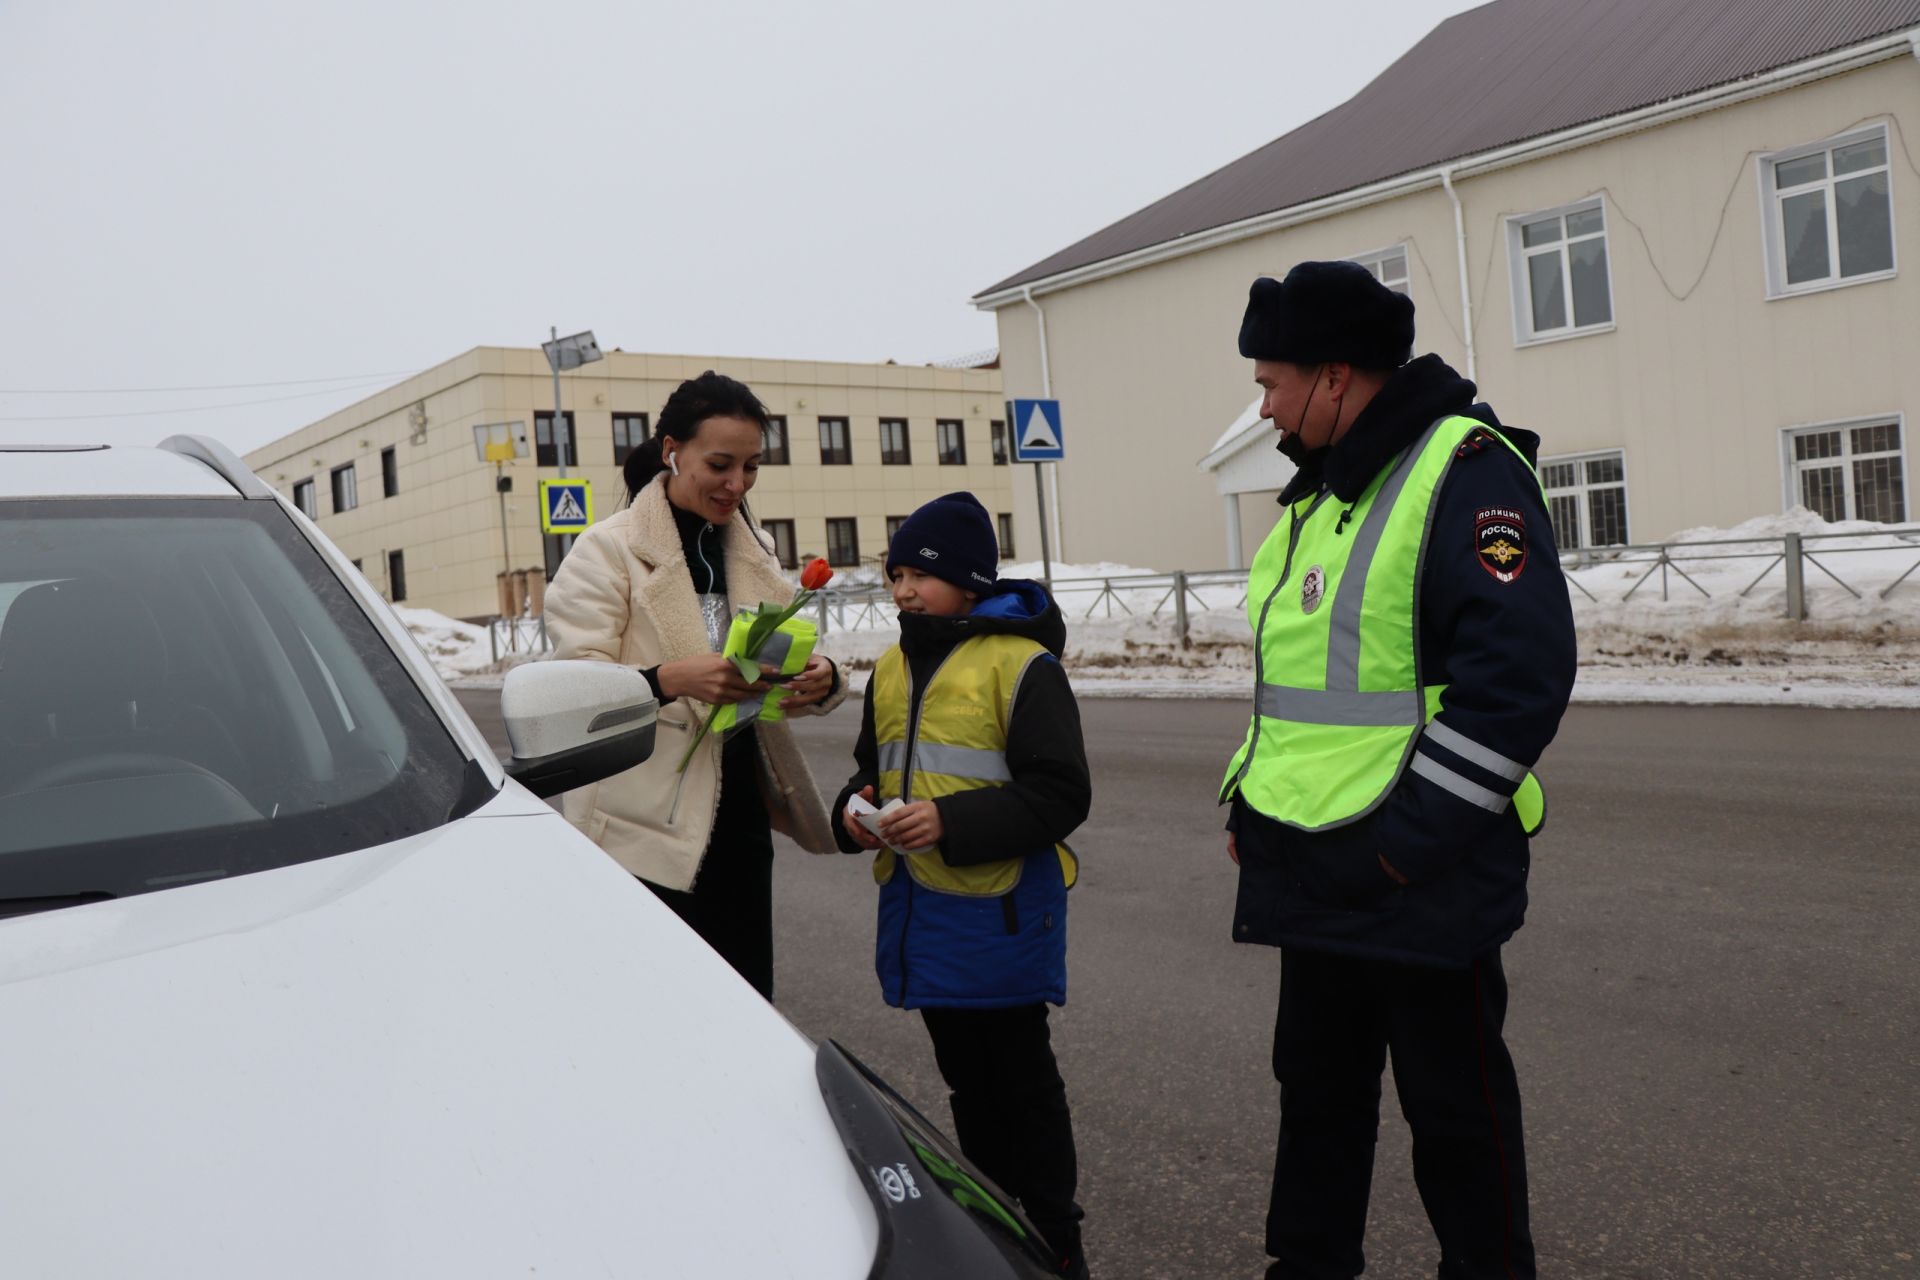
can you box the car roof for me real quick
[0,441,263,500]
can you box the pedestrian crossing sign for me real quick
[539,479,593,534]
[1008,398,1065,462]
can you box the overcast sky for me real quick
[0,0,1479,453]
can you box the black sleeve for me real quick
[1363,436,1579,884]
[933,657,1092,867]
[829,688,880,855]
[639,666,674,706]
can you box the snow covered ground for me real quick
[422,512,1920,709]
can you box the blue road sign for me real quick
[1009,399,1064,462]
[539,479,593,534]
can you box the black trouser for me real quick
[1267,948,1533,1280]
[922,1004,1085,1270]
[643,731,776,1000]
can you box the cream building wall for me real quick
[991,57,1920,570]
[245,350,1010,619]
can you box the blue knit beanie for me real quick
[886,491,999,594]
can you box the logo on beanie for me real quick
[971,572,994,585]
[919,547,939,560]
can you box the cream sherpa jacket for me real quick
[544,475,847,890]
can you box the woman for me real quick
[544,371,846,1000]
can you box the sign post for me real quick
[1008,398,1064,583]
[472,421,530,578]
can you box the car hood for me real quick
[0,788,878,1278]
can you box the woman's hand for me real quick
[778,655,837,710]
[656,653,770,706]
[878,799,943,852]
[842,786,884,851]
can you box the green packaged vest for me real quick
[1220,414,1547,835]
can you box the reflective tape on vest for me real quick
[877,740,1013,784]
[1256,684,1425,727]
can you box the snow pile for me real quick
[393,606,498,678]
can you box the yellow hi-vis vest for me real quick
[1220,414,1547,834]
[871,634,1079,894]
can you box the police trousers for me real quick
[1266,948,1533,1280]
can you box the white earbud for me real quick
[667,452,680,476]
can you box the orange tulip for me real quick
[800,558,834,591]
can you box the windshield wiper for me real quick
[0,892,115,921]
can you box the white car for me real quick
[0,438,1063,1278]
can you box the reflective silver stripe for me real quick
[1325,416,1454,692]
[732,630,796,724]
[1409,752,1509,813]
[1256,683,1423,727]
[877,741,908,773]
[911,741,1013,783]
[1422,719,1526,783]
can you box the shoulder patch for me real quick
[1456,427,1499,458]
[1474,507,1528,583]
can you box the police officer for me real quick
[1221,262,1577,1280]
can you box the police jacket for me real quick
[1229,355,1578,968]
[834,580,1092,1008]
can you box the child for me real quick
[834,490,1092,1280]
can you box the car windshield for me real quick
[0,498,490,915]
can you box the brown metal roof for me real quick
[978,0,1920,299]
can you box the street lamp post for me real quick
[541,328,603,562]
[542,327,603,481]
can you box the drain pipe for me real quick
[1439,166,1476,384]
[1020,285,1064,568]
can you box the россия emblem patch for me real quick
[1475,508,1528,583]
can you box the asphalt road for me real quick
[459,691,1920,1279]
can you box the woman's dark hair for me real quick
[624,370,771,503]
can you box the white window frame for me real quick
[292,478,317,519]
[1540,449,1630,550]
[1506,196,1616,347]
[1779,414,1909,523]
[1757,123,1897,300]
[1348,243,1410,295]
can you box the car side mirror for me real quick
[500,661,657,799]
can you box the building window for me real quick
[612,413,650,465]
[1762,126,1895,296]
[293,478,317,519]
[330,463,358,514]
[386,549,407,603]
[936,419,967,465]
[819,417,852,465]
[885,515,909,548]
[762,415,790,465]
[1785,419,1906,523]
[534,411,579,467]
[762,518,797,569]
[990,420,1009,465]
[380,446,398,498]
[997,513,1015,559]
[1542,451,1629,551]
[1509,199,1613,343]
[825,517,860,567]
[879,418,912,465]
[1350,245,1410,294]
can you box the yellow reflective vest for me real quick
[871,634,1079,894]
[1221,414,1547,834]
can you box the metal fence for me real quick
[488,615,551,663]
[804,527,1920,642]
